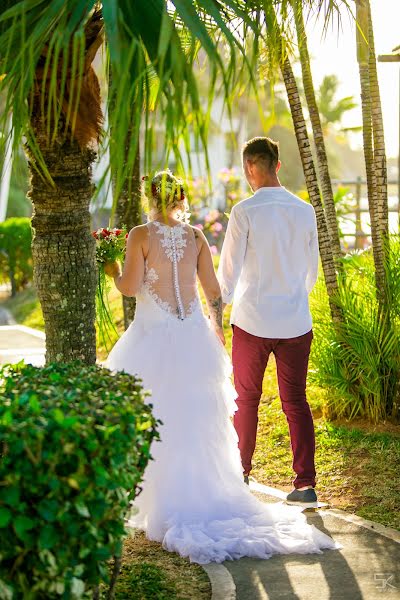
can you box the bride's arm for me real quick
[104,226,147,297]
[195,228,225,345]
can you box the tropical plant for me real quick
[0,361,159,599]
[309,239,400,423]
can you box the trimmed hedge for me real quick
[0,362,159,599]
[0,218,33,296]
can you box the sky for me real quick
[303,0,400,160]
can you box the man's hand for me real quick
[104,260,121,278]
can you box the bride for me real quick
[104,170,340,564]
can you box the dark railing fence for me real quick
[331,178,399,249]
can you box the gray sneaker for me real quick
[286,488,318,507]
[244,475,249,485]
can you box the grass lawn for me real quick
[100,533,211,599]
[2,284,400,530]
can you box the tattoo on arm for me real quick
[209,295,223,328]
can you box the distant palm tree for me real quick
[317,75,358,133]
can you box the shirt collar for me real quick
[253,186,286,195]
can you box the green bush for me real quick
[309,239,400,423]
[0,218,33,296]
[0,362,159,599]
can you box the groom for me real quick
[218,136,319,506]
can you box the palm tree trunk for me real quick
[27,99,97,364]
[114,145,141,329]
[280,57,341,323]
[293,2,342,263]
[356,0,387,305]
[366,0,389,238]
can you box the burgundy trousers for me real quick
[232,324,316,489]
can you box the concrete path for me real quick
[0,305,15,326]
[222,482,400,600]
[0,324,45,366]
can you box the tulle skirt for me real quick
[106,296,341,564]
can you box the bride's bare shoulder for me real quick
[127,224,149,237]
[126,225,150,247]
[190,225,207,249]
[190,224,205,240]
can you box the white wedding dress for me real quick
[106,220,341,564]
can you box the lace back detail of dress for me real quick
[143,221,199,320]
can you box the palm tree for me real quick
[258,2,342,323]
[292,0,342,263]
[355,0,388,305]
[0,1,246,363]
[280,56,342,323]
[25,11,103,364]
[366,0,389,238]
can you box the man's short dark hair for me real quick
[242,137,280,172]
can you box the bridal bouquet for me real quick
[92,227,127,347]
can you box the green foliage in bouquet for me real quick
[0,362,159,599]
[0,218,33,297]
[92,228,127,350]
[309,237,400,423]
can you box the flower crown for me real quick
[142,175,185,201]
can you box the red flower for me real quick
[91,231,98,239]
[115,229,122,235]
[102,228,110,237]
[125,233,129,239]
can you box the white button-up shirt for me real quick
[217,186,319,339]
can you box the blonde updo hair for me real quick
[144,169,190,223]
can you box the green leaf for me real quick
[37,498,58,522]
[14,515,35,538]
[52,408,65,424]
[28,393,41,413]
[0,410,12,425]
[74,501,90,518]
[0,486,19,507]
[70,577,85,597]
[67,478,80,490]
[39,524,58,549]
[0,507,11,528]
[0,579,13,600]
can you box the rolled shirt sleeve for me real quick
[217,204,249,304]
[305,207,319,294]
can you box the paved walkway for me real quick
[222,482,400,600]
[0,323,45,366]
